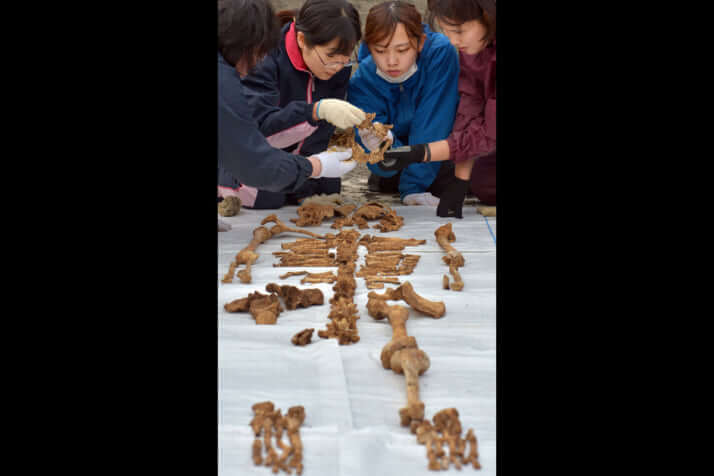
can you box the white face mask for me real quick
[376,62,418,84]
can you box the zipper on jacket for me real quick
[297,74,315,156]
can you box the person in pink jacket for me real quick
[379,0,496,218]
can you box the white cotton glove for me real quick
[311,150,356,178]
[218,216,232,232]
[315,99,366,129]
[403,192,441,207]
[358,126,393,151]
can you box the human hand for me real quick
[358,126,393,151]
[311,149,356,178]
[315,99,366,129]
[378,144,427,172]
[436,177,470,219]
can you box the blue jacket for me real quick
[348,24,459,200]
[241,22,352,157]
[217,52,313,192]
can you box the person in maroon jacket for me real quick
[379,0,496,218]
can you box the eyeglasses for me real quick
[314,47,354,69]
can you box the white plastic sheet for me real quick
[219,205,496,475]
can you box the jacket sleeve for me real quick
[446,55,496,163]
[241,54,317,139]
[347,66,401,178]
[408,44,459,145]
[218,83,314,193]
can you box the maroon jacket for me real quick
[446,41,496,163]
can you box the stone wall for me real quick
[270,0,429,28]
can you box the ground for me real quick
[339,161,481,209]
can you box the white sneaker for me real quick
[402,192,440,207]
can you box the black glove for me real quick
[436,177,470,219]
[378,144,427,172]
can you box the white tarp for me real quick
[218,205,496,475]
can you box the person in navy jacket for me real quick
[217,0,359,217]
[348,1,460,207]
[233,0,367,209]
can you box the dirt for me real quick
[340,163,480,208]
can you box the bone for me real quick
[252,438,263,465]
[224,291,283,324]
[279,271,309,280]
[328,113,393,164]
[464,428,481,469]
[290,203,335,227]
[373,208,404,232]
[435,223,465,291]
[250,402,306,475]
[368,281,445,318]
[222,226,271,283]
[359,235,427,252]
[291,328,315,346]
[262,214,326,239]
[411,407,480,471]
[289,271,337,284]
[367,300,430,426]
[318,249,360,345]
[266,283,324,310]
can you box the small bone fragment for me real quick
[373,209,404,232]
[252,438,263,465]
[250,401,275,435]
[291,328,315,346]
[464,428,482,469]
[447,263,464,291]
[334,204,356,216]
[353,202,389,220]
[290,203,335,226]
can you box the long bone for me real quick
[367,299,430,426]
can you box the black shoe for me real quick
[368,173,381,192]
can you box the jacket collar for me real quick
[285,22,310,73]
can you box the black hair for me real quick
[427,0,496,44]
[294,0,362,56]
[217,0,281,68]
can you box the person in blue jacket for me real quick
[232,0,367,209]
[217,0,357,222]
[348,1,460,206]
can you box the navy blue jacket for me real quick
[348,24,460,200]
[241,22,352,157]
[217,52,313,192]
